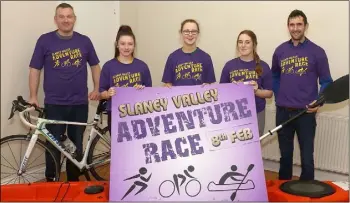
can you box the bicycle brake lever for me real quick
[8,109,15,120]
[8,101,18,120]
[17,95,34,107]
[17,96,27,104]
[18,95,45,114]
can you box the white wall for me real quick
[119,1,349,117]
[1,1,120,139]
[1,1,57,138]
[1,1,119,181]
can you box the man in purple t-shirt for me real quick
[271,10,333,181]
[28,3,101,182]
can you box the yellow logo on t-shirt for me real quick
[175,61,203,81]
[229,69,258,82]
[52,48,83,68]
[280,56,308,76]
[113,72,141,87]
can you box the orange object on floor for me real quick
[266,180,349,202]
[0,181,109,202]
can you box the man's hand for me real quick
[89,89,100,100]
[90,65,101,100]
[29,68,41,107]
[29,97,39,107]
[306,100,319,113]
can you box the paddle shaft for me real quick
[260,108,307,141]
[259,74,348,141]
[230,165,254,200]
[259,92,328,141]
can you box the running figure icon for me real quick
[121,167,152,200]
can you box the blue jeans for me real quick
[44,104,88,181]
[276,106,317,180]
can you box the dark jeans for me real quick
[276,106,317,180]
[107,111,111,134]
[44,104,88,181]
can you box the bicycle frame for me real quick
[17,106,111,175]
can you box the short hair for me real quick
[55,3,74,15]
[288,9,308,25]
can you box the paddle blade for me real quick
[322,74,349,104]
[247,164,254,172]
[230,192,237,201]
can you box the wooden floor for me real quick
[59,165,298,182]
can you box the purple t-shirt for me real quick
[99,58,152,111]
[220,58,272,113]
[161,48,216,86]
[29,31,100,105]
[271,39,332,108]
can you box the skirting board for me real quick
[263,159,349,181]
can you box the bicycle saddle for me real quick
[84,185,105,194]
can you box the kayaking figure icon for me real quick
[207,164,255,201]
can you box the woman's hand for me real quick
[108,87,116,97]
[135,84,145,90]
[164,83,172,88]
[249,81,258,90]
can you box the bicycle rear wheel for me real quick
[87,131,111,181]
[1,134,60,184]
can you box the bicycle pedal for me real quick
[84,185,104,194]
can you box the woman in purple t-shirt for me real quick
[220,30,273,136]
[99,25,152,132]
[161,19,216,87]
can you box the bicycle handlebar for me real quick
[8,96,45,129]
[17,96,44,114]
[19,106,38,129]
[9,96,108,129]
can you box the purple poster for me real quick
[109,83,268,201]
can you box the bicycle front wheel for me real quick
[185,179,202,197]
[1,134,60,184]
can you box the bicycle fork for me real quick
[18,134,38,175]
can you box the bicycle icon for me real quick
[158,165,201,198]
[181,72,192,79]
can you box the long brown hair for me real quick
[236,30,263,77]
[115,25,136,58]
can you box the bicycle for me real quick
[159,178,202,198]
[1,96,111,185]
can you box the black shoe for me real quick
[46,177,55,182]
